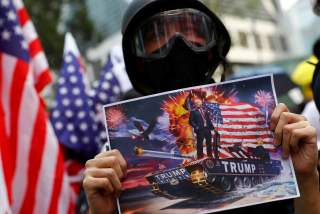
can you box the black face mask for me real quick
[312,61,320,111]
[133,37,221,94]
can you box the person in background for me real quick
[302,100,320,148]
[83,0,320,213]
[291,38,320,109]
[301,39,320,151]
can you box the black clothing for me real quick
[121,0,231,94]
[189,108,214,131]
[195,127,212,159]
[312,56,320,112]
[77,186,294,214]
[215,199,294,214]
[189,107,214,159]
[212,130,220,159]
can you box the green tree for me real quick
[66,0,103,52]
[24,0,64,69]
[24,0,103,70]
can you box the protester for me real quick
[302,101,320,147]
[83,0,320,213]
[291,38,320,105]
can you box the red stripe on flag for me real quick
[17,8,29,26]
[220,107,260,112]
[48,148,65,214]
[220,134,272,139]
[19,104,47,213]
[67,199,76,214]
[35,69,52,93]
[221,114,265,119]
[9,60,29,180]
[219,141,274,145]
[218,127,270,132]
[16,2,52,93]
[223,121,266,125]
[29,39,43,58]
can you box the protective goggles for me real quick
[133,8,216,58]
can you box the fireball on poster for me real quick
[103,75,299,214]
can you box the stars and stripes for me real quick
[0,0,75,213]
[0,0,28,59]
[13,0,52,92]
[205,102,274,150]
[51,33,101,159]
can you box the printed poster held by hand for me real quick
[103,75,299,214]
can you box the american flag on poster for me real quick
[205,102,275,156]
[0,1,75,213]
[205,103,275,158]
[13,0,52,92]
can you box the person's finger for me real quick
[273,112,306,147]
[282,124,291,159]
[83,176,114,195]
[282,121,310,156]
[95,150,127,176]
[270,103,289,130]
[289,125,317,153]
[85,156,124,179]
[103,168,122,197]
[83,168,122,197]
[111,150,127,175]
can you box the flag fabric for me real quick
[51,33,101,160]
[13,0,52,92]
[0,160,11,214]
[92,54,121,107]
[205,102,275,150]
[0,108,11,213]
[0,70,11,212]
[91,53,122,146]
[104,45,132,94]
[0,1,75,213]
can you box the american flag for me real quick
[204,102,275,158]
[51,33,102,160]
[0,1,76,213]
[13,0,52,92]
[92,54,121,107]
[91,53,122,147]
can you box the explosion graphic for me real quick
[254,90,275,124]
[105,106,126,129]
[162,87,237,155]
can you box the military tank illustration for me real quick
[134,145,283,199]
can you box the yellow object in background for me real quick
[291,55,318,100]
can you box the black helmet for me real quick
[122,0,231,95]
[313,0,320,15]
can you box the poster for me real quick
[104,75,299,214]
